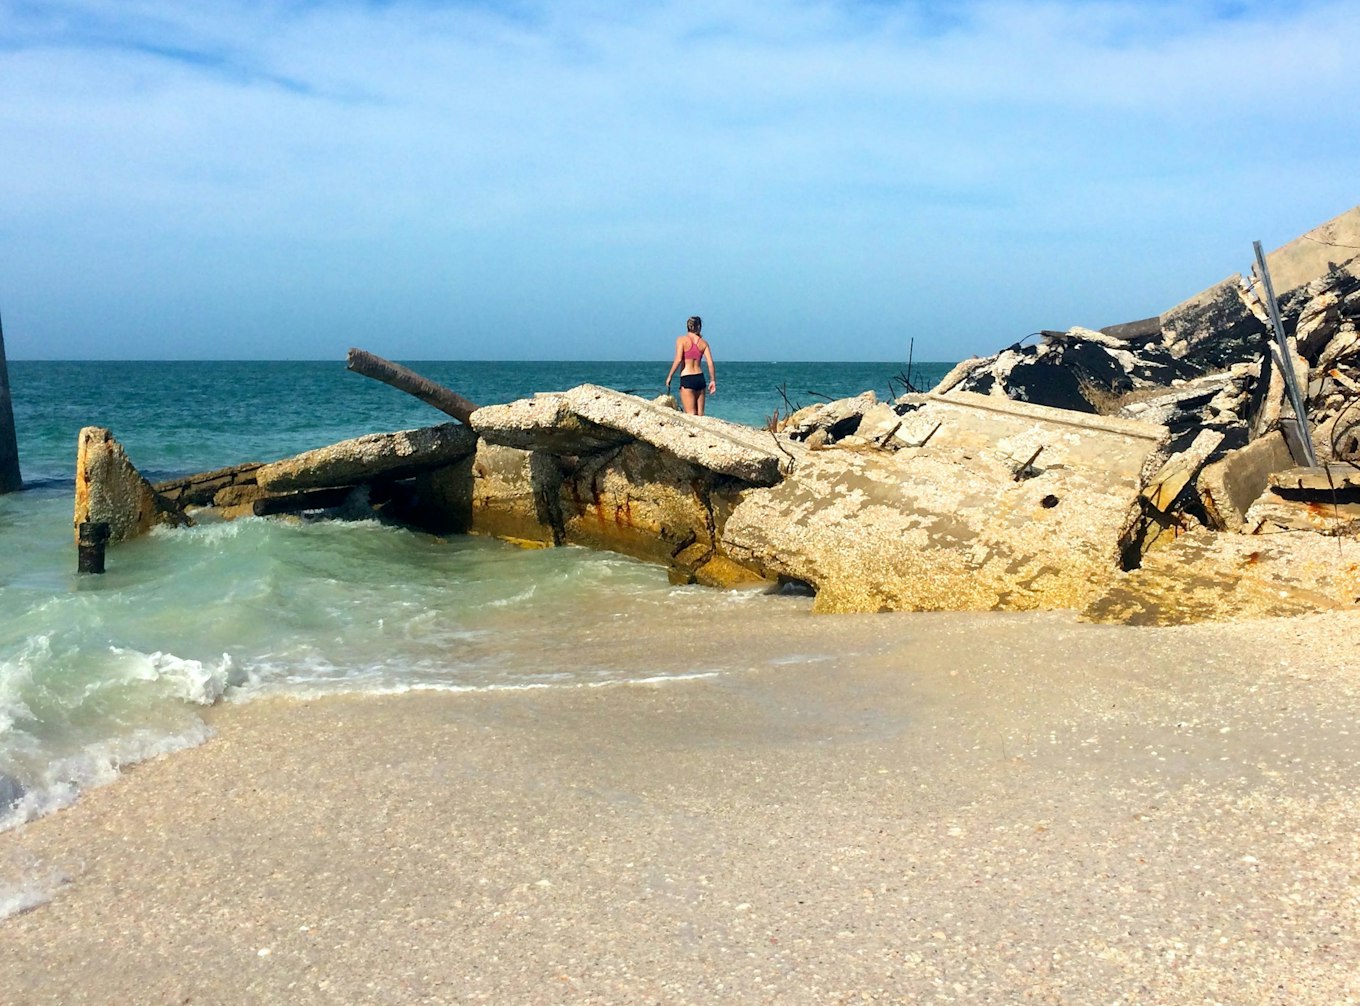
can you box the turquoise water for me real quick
[8,360,944,483]
[0,360,950,839]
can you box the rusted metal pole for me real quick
[77,521,110,574]
[345,348,479,424]
[0,308,21,494]
[1013,445,1045,481]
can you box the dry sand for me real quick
[3,607,1360,1004]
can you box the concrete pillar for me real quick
[0,309,21,494]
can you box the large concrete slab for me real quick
[470,394,632,455]
[561,385,785,486]
[1084,527,1360,624]
[721,392,1169,614]
[896,390,1167,477]
[1262,204,1360,293]
[256,423,478,493]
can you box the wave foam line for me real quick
[225,668,724,703]
[0,870,69,921]
[0,723,214,834]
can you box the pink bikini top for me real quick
[682,337,705,361]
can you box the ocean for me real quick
[0,359,951,846]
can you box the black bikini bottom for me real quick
[679,373,706,391]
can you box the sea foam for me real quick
[0,722,214,833]
[106,648,233,706]
[0,872,69,921]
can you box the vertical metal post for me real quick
[0,307,21,494]
[1251,241,1317,468]
[77,521,111,574]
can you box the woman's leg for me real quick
[680,387,698,414]
[694,388,705,416]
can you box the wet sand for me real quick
[3,608,1360,1004]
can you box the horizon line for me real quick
[4,357,963,365]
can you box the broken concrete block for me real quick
[1115,373,1237,427]
[930,356,993,395]
[470,394,631,455]
[780,392,879,443]
[562,384,784,485]
[1295,289,1343,360]
[1141,428,1225,512]
[946,329,1195,413]
[720,391,1168,614]
[255,423,478,492]
[409,442,561,545]
[1317,326,1360,371]
[1258,206,1360,293]
[1155,207,1360,373]
[1159,275,1266,371]
[1082,527,1360,625]
[152,462,264,510]
[74,426,185,545]
[1268,464,1360,493]
[561,440,727,570]
[1197,430,1295,531]
[854,402,905,445]
[1246,494,1360,534]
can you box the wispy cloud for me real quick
[1,0,1356,358]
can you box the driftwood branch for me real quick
[346,348,479,424]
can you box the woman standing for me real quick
[664,316,716,416]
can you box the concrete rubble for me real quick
[73,205,1360,624]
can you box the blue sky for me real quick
[1,0,1356,362]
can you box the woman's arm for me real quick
[702,344,716,393]
[664,338,684,388]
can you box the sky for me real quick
[1,0,1357,362]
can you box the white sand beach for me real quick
[3,607,1360,1005]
